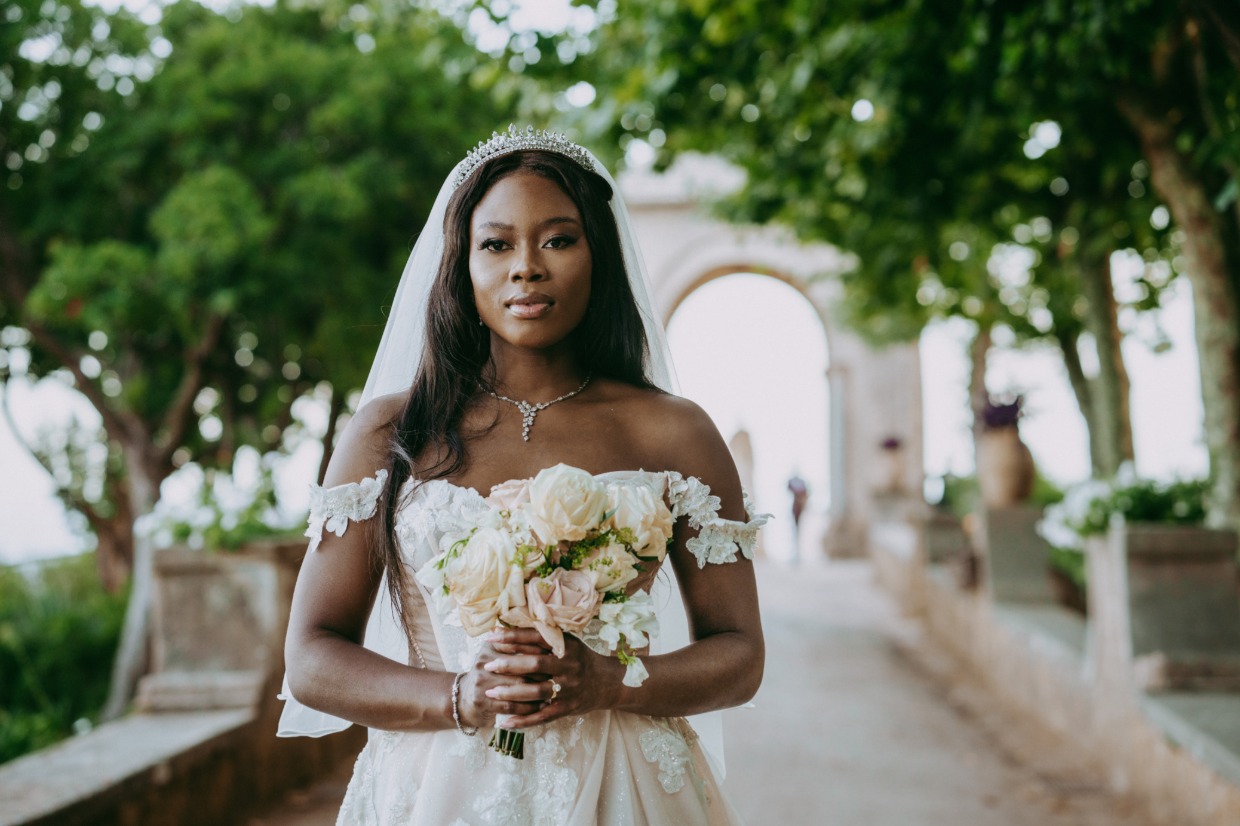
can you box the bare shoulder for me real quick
[319,391,405,487]
[607,385,744,514]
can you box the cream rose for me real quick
[523,464,608,545]
[501,568,600,657]
[486,477,532,510]
[578,540,641,593]
[606,480,674,559]
[441,527,526,636]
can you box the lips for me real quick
[505,292,554,319]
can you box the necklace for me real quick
[486,376,592,441]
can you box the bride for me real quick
[281,126,766,825]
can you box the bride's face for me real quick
[469,172,592,353]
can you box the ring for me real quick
[550,680,562,699]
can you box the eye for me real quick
[479,238,509,252]
[544,234,578,250]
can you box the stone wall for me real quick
[869,508,1240,826]
[0,540,367,826]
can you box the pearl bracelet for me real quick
[451,672,478,736]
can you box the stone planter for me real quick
[976,427,1035,508]
[138,539,307,712]
[1086,520,1240,692]
[924,509,969,564]
[976,504,1053,603]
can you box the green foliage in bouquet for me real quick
[0,554,127,763]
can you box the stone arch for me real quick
[620,160,924,557]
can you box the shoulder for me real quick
[620,389,745,518]
[319,391,405,488]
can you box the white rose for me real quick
[578,540,641,593]
[523,464,608,545]
[606,480,674,559]
[441,527,526,636]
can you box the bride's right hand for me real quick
[457,631,554,727]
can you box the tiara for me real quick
[452,125,596,189]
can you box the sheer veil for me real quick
[278,130,727,776]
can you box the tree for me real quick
[2,0,505,716]
[521,0,1219,485]
[973,0,1240,522]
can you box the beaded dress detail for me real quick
[290,469,767,826]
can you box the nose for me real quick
[509,244,545,282]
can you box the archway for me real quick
[666,273,830,562]
[620,160,924,558]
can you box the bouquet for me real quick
[417,464,672,758]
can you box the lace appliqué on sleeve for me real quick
[666,472,771,568]
[304,469,389,553]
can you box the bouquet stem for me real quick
[489,723,524,759]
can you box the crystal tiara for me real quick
[452,125,596,189]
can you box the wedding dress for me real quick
[300,467,766,826]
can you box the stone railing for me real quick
[868,501,1240,826]
[0,540,365,826]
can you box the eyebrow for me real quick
[477,216,582,231]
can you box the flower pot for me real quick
[976,427,1035,508]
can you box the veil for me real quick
[278,129,727,777]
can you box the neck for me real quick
[485,344,587,400]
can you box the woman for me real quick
[281,127,766,825]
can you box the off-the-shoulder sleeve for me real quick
[304,469,388,553]
[666,471,771,568]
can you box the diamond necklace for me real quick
[485,376,592,441]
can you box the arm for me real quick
[283,395,545,732]
[487,399,766,725]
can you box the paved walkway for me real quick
[252,560,1157,826]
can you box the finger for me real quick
[487,628,553,649]
[504,705,562,729]
[490,642,551,656]
[484,680,558,703]
[484,654,554,676]
[489,700,544,717]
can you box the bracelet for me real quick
[451,672,478,736]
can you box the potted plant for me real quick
[1038,468,1218,629]
[975,395,1036,508]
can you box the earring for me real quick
[478,316,485,326]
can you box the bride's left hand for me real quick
[482,628,624,728]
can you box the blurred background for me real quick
[3,0,1238,821]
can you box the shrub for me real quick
[0,553,127,764]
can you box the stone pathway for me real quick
[252,559,1158,826]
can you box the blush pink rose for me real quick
[501,568,601,657]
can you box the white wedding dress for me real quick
[291,468,767,826]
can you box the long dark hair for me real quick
[372,149,657,635]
